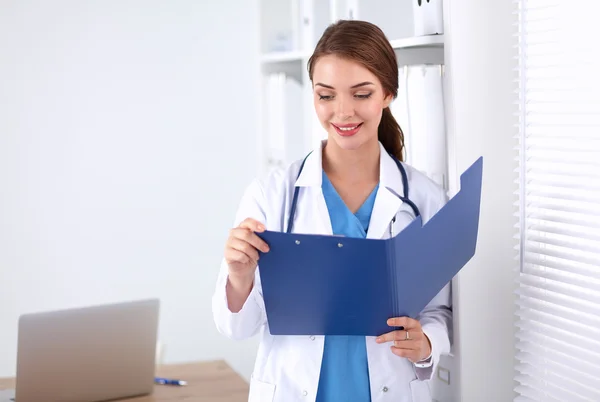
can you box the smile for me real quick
[331,123,363,137]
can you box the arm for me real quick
[414,283,452,380]
[211,180,269,340]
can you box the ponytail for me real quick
[378,107,405,161]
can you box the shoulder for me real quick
[251,158,304,197]
[235,158,305,225]
[402,164,445,199]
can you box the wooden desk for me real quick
[0,360,249,402]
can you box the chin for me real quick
[328,131,375,151]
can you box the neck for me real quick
[322,139,380,184]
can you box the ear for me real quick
[383,93,394,109]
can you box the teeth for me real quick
[339,125,358,131]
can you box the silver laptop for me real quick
[1,298,160,402]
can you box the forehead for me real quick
[312,55,380,87]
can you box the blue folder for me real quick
[256,157,482,336]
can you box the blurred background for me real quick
[0,0,261,381]
[2,1,597,401]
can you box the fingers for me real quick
[376,329,423,346]
[227,226,269,257]
[230,227,269,253]
[236,219,270,252]
[224,247,256,266]
[376,330,425,362]
[390,346,421,361]
[386,317,420,330]
[377,318,432,363]
[224,218,270,269]
[376,317,422,345]
[226,237,260,264]
[239,218,266,233]
[392,338,419,349]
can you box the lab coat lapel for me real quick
[292,186,333,236]
[291,141,333,236]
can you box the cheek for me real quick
[314,101,333,121]
[357,101,384,123]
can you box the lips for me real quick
[331,122,363,137]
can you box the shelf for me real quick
[259,35,445,81]
[260,50,309,84]
[389,34,444,50]
[392,35,445,67]
[261,50,309,64]
[260,34,443,65]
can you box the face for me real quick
[312,55,393,152]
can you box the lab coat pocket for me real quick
[409,379,431,402]
[248,376,276,402]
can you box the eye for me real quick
[319,95,333,101]
[355,93,372,99]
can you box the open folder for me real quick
[256,157,483,336]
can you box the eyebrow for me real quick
[315,81,375,89]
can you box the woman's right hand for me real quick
[224,218,270,283]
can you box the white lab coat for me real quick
[212,141,452,402]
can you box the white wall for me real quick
[0,0,260,380]
[445,0,517,400]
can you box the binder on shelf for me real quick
[264,73,305,170]
[265,73,285,167]
[405,65,447,188]
[392,65,447,189]
[413,0,444,36]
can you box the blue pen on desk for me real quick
[155,377,187,386]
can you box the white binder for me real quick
[412,0,444,36]
[264,73,304,171]
[392,65,447,189]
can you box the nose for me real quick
[336,96,355,120]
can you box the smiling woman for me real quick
[213,19,452,402]
[308,21,404,164]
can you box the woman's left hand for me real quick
[375,317,431,363]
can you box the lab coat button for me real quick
[302,390,308,396]
[310,335,315,340]
[382,386,389,392]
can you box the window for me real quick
[515,0,600,401]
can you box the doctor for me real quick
[212,20,452,402]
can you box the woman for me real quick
[212,20,452,402]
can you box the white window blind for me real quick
[515,1,600,401]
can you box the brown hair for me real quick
[307,20,405,161]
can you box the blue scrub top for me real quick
[315,171,379,402]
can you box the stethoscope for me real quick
[286,152,421,234]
